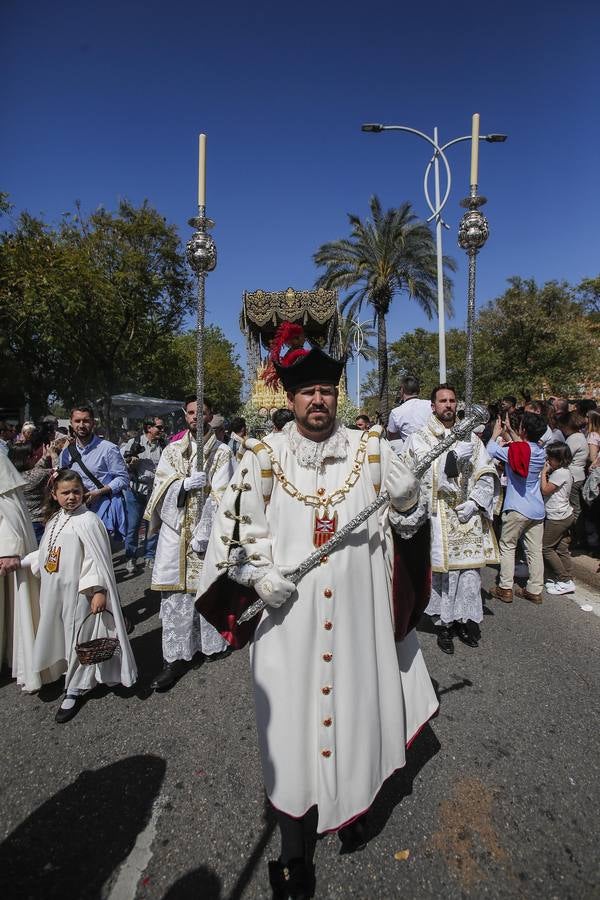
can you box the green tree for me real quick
[0,200,194,425]
[314,196,455,419]
[360,327,467,411]
[575,275,600,318]
[149,326,243,417]
[474,277,590,399]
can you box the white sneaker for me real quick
[546,580,575,595]
[557,580,575,594]
[145,558,154,571]
[125,558,137,576]
[544,580,556,591]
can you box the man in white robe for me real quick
[196,348,438,895]
[145,396,234,691]
[0,454,46,692]
[402,385,500,655]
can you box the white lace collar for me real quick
[284,421,349,469]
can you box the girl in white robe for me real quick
[22,469,137,722]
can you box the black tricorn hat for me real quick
[274,347,344,393]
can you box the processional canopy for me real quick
[241,287,342,409]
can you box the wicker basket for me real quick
[75,610,120,665]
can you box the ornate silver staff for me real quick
[237,404,489,624]
[458,113,490,412]
[185,134,217,521]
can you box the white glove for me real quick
[455,499,478,523]
[183,471,207,491]
[385,462,420,513]
[254,566,296,609]
[455,441,473,461]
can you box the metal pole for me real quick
[352,318,365,408]
[433,127,446,382]
[362,124,505,387]
[458,185,489,411]
[186,205,217,521]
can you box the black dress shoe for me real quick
[150,660,186,692]
[339,814,369,853]
[454,622,478,647]
[55,695,83,724]
[268,857,314,899]
[437,626,454,655]
[204,647,233,663]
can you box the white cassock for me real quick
[24,506,137,692]
[0,454,59,692]
[197,421,439,833]
[403,416,500,625]
[145,430,234,661]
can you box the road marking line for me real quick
[105,793,167,900]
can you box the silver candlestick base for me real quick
[186,214,217,274]
[458,187,489,411]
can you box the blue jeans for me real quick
[33,522,45,545]
[124,490,157,560]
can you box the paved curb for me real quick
[571,552,599,590]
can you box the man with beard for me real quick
[145,396,234,690]
[196,348,438,896]
[59,405,129,542]
[402,385,500,655]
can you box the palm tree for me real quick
[338,312,377,397]
[314,196,456,420]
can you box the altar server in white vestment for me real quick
[196,345,438,896]
[0,453,56,692]
[21,469,137,722]
[402,384,500,656]
[145,396,234,691]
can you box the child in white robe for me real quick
[21,469,137,722]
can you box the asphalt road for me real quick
[1,557,599,900]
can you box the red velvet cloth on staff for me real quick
[507,441,531,477]
[195,522,431,650]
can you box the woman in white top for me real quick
[541,443,575,594]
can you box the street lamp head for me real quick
[485,134,507,142]
[361,123,384,133]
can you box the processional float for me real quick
[241,287,343,411]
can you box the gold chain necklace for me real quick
[44,510,71,574]
[265,430,369,516]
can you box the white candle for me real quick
[470,113,480,187]
[198,133,206,207]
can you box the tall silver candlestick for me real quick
[458,186,489,411]
[186,207,217,520]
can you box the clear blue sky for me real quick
[3,0,598,399]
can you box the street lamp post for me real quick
[350,318,368,408]
[361,123,506,382]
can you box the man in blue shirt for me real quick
[60,405,129,541]
[487,412,547,604]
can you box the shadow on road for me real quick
[123,587,161,627]
[227,796,277,900]
[160,797,276,900]
[163,865,223,899]
[128,625,163,696]
[0,754,166,900]
[368,722,441,842]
